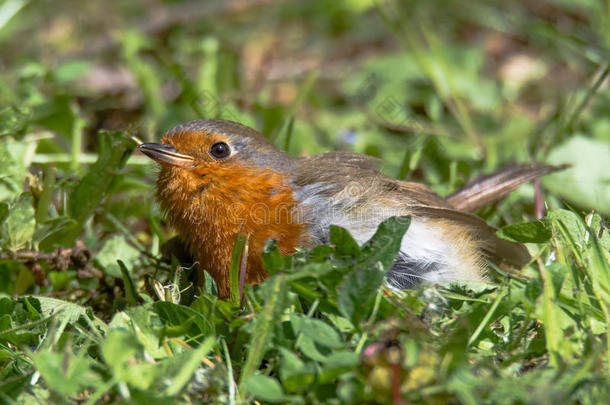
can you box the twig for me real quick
[0,251,61,261]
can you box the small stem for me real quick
[35,164,56,224]
[238,235,250,305]
[70,102,86,172]
[566,64,610,132]
[534,179,543,219]
[222,339,237,405]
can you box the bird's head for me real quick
[138,119,298,225]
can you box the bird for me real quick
[138,119,564,299]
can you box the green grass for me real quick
[1,0,609,403]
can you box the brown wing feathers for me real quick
[409,205,531,267]
[409,163,569,267]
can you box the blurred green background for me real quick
[1,1,610,403]
[1,0,609,309]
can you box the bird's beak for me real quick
[138,143,196,168]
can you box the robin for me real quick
[139,119,563,298]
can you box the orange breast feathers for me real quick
[156,160,305,298]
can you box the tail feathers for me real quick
[447,163,569,212]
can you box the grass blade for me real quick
[239,275,286,387]
[229,233,247,306]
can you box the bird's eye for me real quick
[209,142,231,160]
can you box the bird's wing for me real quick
[408,204,531,267]
[295,154,530,267]
[296,151,381,180]
[386,180,530,267]
[296,152,451,206]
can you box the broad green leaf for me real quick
[535,263,575,364]
[68,130,138,219]
[278,348,315,392]
[95,235,140,278]
[338,216,410,323]
[547,263,566,297]
[16,296,42,318]
[0,106,29,138]
[49,130,137,247]
[153,301,213,342]
[290,314,343,349]
[117,305,166,358]
[35,296,107,338]
[308,244,333,262]
[0,202,8,223]
[588,240,610,303]
[358,216,411,270]
[296,335,329,362]
[0,297,15,315]
[100,328,138,365]
[164,336,216,396]
[325,313,355,333]
[543,136,610,214]
[584,214,610,303]
[0,296,48,346]
[330,225,360,257]
[497,219,552,243]
[337,261,385,324]
[32,350,96,397]
[48,271,76,291]
[13,265,34,295]
[53,60,91,83]
[242,374,286,403]
[318,351,360,383]
[525,277,543,303]
[285,262,337,282]
[262,238,285,274]
[1,192,35,250]
[101,328,158,389]
[586,213,610,252]
[0,139,34,201]
[0,313,16,344]
[548,209,587,248]
[36,217,78,251]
